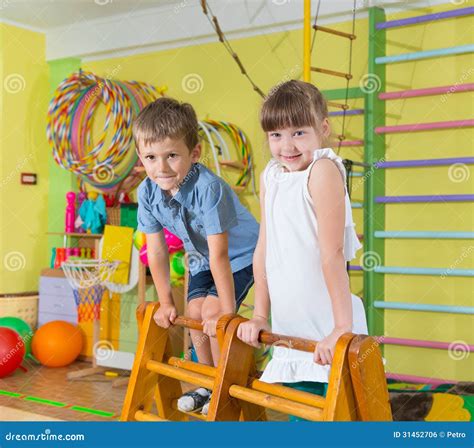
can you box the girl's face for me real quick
[267,120,330,172]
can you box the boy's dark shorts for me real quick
[187,264,254,310]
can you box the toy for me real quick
[164,229,183,254]
[133,230,146,250]
[78,192,107,234]
[0,316,33,359]
[65,191,76,233]
[31,321,84,367]
[171,251,185,277]
[139,244,148,266]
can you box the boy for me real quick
[134,97,259,415]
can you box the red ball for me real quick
[0,327,25,378]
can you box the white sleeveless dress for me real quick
[260,148,368,384]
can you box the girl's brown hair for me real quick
[260,80,328,134]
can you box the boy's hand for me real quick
[202,316,218,338]
[313,328,348,366]
[237,317,270,348]
[153,303,177,329]
[202,310,226,338]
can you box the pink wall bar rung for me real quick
[376,336,474,352]
[385,372,458,386]
[379,83,474,100]
[376,119,474,134]
[338,139,364,147]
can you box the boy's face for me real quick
[267,120,330,172]
[137,137,201,195]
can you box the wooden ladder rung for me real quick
[313,25,356,40]
[228,385,324,421]
[250,379,326,409]
[219,160,245,170]
[171,400,208,421]
[146,360,214,389]
[168,357,217,377]
[170,357,326,410]
[311,67,352,80]
[135,410,168,421]
[327,101,349,110]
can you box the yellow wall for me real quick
[0,23,50,294]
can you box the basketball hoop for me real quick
[61,259,119,322]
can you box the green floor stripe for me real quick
[25,396,66,407]
[0,390,22,397]
[0,389,116,418]
[70,406,115,417]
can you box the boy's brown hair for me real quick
[260,80,328,134]
[133,97,199,151]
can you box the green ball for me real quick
[0,316,33,357]
[171,251,185,277]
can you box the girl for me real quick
[237,80,367,417]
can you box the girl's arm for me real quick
[309,159,353,365]
[252,172,271,320]
[237,172,271,347]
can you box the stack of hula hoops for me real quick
[47,70,254,196]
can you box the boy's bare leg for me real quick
[186,297,213,366]
[202,296,223,367]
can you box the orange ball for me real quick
[32,321,84,367]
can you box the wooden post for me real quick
[349,335,393,421]
[121,302,186,421]
[208,317,266,421]
[322,333,358,421]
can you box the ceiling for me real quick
[0,0,444,32]
[0,0,177,30]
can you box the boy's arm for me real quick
[252,172,270,320]
[207,232,235,314]
[146,231,175,306]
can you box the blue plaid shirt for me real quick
[137,163,259,275]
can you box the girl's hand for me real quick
[153,303,177,329]
[313,328,350,366]
[237,317,271,348]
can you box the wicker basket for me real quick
[106,207,121,226]
[0,293,39,329]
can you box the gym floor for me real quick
[0,361,286,422]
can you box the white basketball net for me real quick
[61,259,119,290]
